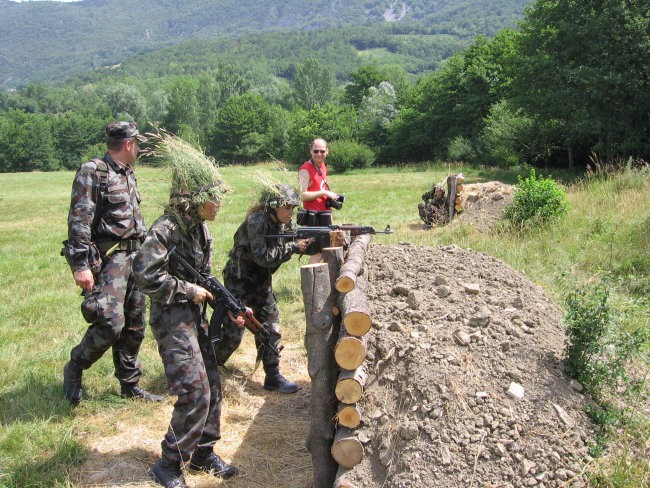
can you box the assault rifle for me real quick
[169,247,281,357]
[267,224,392,240]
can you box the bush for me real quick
[503,169,568,226]
[563,280,648,407]
[327,139,375,173]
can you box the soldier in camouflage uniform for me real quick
[418,184,447,229]
[133,134,241,488]
[217,184,311,394]
[63,121,162,405]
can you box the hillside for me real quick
[0,0,532,89]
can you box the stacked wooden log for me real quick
[301,233,373,488]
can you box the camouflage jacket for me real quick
[67,153,146,272]
[421,190,446,208]
[223,210,299,281]
[133,214,211,305]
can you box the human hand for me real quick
[296,238,313,253]
[324,190,338,200]
[192,286,214,304]
[74,269,94,291]
[228,310,246,328]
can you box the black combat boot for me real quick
[263,365,299,394]
[120,384,164,402]
[63,360,83,405]
[189,450,239,479]
[148,458,187,488]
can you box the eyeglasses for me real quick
[312,149,326,154]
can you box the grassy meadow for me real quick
[0,162,647,487]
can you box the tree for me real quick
[284,103,359,165]
[0,110,58,172]
[343,65,384,108]
[207,93,287,163]
[51,111,107,169]
[383,30,519,162]
[164,76,200,135]
[359,81,398,147]
[101,83,147,122]
[293,58,334,110]
[513,0,650,165]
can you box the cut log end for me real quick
[331,435,363,469]
[335,276,355,293]
[335,378,363,404]
[334,336,366,370]
[337,404,361,429]
[343,311,371,336]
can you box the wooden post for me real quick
[301,259,339,488]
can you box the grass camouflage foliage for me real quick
[0,162,647,487]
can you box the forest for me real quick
[0,0,647,172]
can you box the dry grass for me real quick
[71,334,313,488]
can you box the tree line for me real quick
[0,0,647,173]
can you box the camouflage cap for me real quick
[106,121,147,142]
[263,184,301,209]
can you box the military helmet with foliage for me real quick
[147,130,229,209]
[261,183,301,210]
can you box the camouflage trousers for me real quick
[215,272,282,368]
[418,202,446,226]
[70,251,146,386]
[150,300,222,463]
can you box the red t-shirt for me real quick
[300,160,330,212]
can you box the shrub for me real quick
[327,139,375,173]
[503,169,568,226]
[564,281,648,398]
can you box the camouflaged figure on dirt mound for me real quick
[217,184,312,394]
[62,121,163,406]
[133,134,242,488]
[418,184,447,229]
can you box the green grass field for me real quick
[0,162,647,487]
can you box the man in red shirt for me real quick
[298,138,340,263]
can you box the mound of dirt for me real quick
[453,181,515,231]
[340,243,594,488]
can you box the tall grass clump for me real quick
[503,169,569,227]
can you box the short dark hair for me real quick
[106,136,130,151]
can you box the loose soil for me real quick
[453,181,515,231]
[336,243,595,488]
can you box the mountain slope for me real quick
[0,0,532,88]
